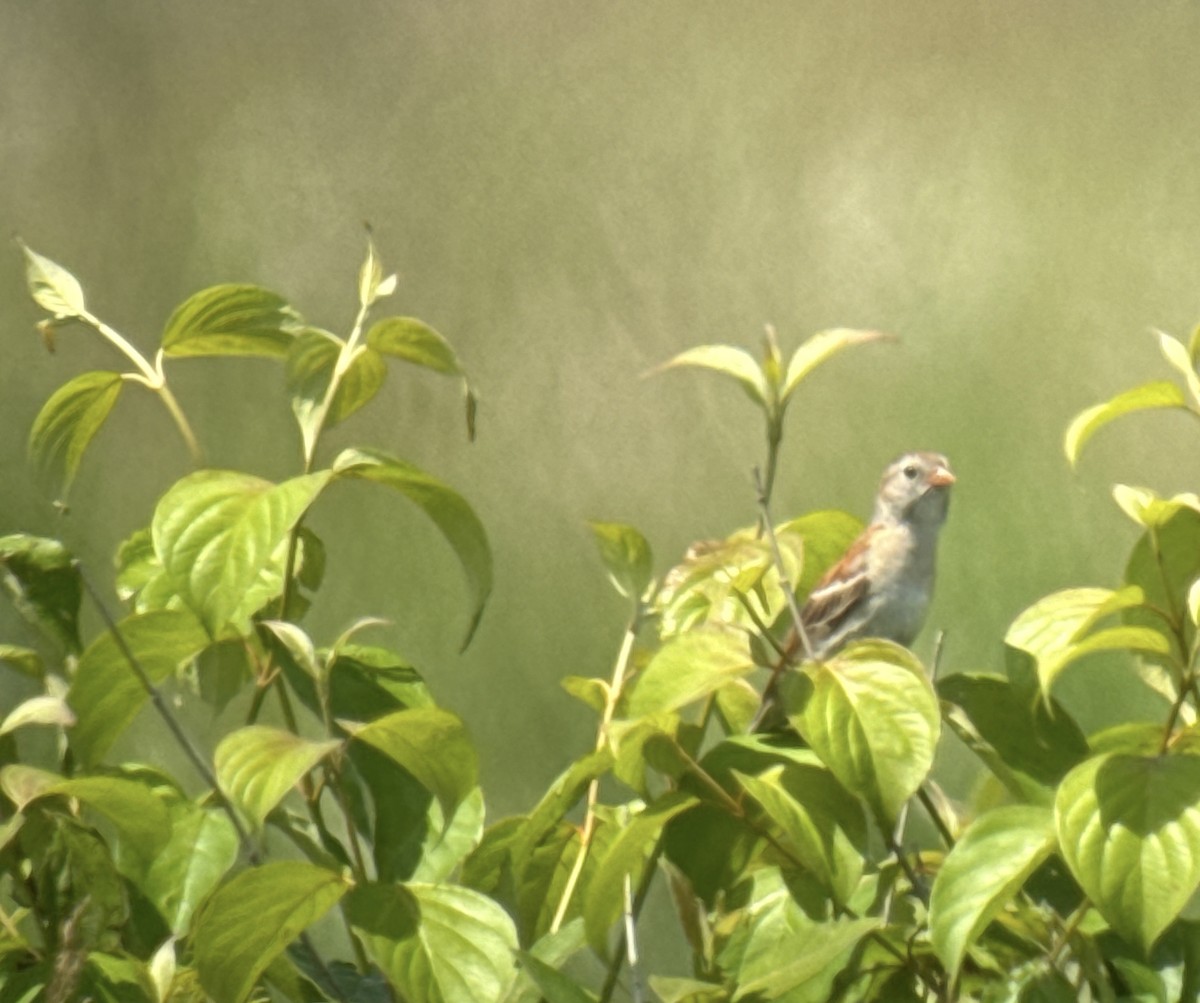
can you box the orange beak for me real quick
[927,466,956,487]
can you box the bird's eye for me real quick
[903,464,919,479]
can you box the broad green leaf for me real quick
[161,284,301,358]
[938,673,1089,798]
[588,521,653,601]
[348,707,478,816]
[650,344,768,408]
[561,675,609,714]
[624,629,753,718]
[151,469,332,634]
[1112,484,1200,529]
[215,725,340,826]
[347,882,519,1003]
[0,644,43,677]
[81,952,157,1003]
[781,328,892,402]
[1065,380,1189,466]
[503,921,588,1003]
[0,534,83,652]
[1158,329,1200,407]
[0,695,74,736]
[333,447,492,647]
[0,763,61,809]
[929,805,1057,981]
[1005,586,1169,697]
[1125,506,1200,670]
[1056,752,1200,953]
[584,792,699,957]
[367,316,463,375]
[733,763,867,904]
[649,976,728,1002]
[41,775,173,865]
[68,608,209,766]
[258,621,319,678]
[515,952,597,1003]
[287,329,387,453]
[28,370,123,493]
[20,241,86,317]
[413,786,486,882]
[789,640,939,821]
[192,862,348,1003]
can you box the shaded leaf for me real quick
[161,284,301,358]
[215,725,340,826]
[0,644,43,677]
[1056,752,1200,953]
[650,344,767,407]
[929,805,1058,981]
[782,328,892,402]
[348,707,478,817]
[20,241,86,317]
[789,640,939,822]
[333,447,492,647]
[367,316,463,375]
[28,370,123,493]
[68,608,209,766]
[588,521,653,601]
[0,694,74,737]
[0,534,83,652]
[50,775,173,863]
[192,862,348,1003]
[1065,380,1189,466]
[515,952,597,1003]
[347,882,519,1003]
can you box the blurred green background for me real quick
[3,1,1200,817]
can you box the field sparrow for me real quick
[753,451,955,731]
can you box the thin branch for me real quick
[917,786,956,848]
[752,466,813,661]
[599,842,663,1003]
[1047,900,1091,970]
[622,874,645,1003]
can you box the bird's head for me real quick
[874,451,955,527]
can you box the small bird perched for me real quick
[752,451,955,731]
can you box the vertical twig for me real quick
[623,874,645,1003]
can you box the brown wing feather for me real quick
[798,524,878,647]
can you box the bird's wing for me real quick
[799,524,878,644]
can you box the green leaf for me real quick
[625,629,753,718]
[928,805,1058,981]
[1005,586,1170,697]
[358,233,395,307]
[333,447,492,647]
[347,882,519,1003]
[414,786,486,882]
[588,521,653,601]
[215,726,340,826]
[733,763,867,905]
[584,792,698,957]
[348,707,478,817]
[20,241,86,317]
[1065,380,1190,466]
[781,328,892,403]
[1111,484,1200,529]
[28,370,124,493]
[367,317,463,375]
[1056,752,1200,953]
[0,763,62,809]
[1157,329,1200,407]
[1125,506,1200,670]
[649,976,728,1002]
[49,775,173,862]
[0,644,43,677]
[68,608,209,767]
[789,640,939,822]
[0,534,83,652]
[151,469,332,634]
[193,862,348,1003]
[287,330,388,454]
[160,284,301,358]
[0,695,74,737]
[650,344,768,408]
[515,952,597,1003]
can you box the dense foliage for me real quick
[3,239,1200,1002]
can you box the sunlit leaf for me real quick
[1065,380,1189,466]
[0,533,83,652]
[929,805,1057,981]
[368,316,463,375]
[68,608,209,766]
[28,370,124,494]
[51,775,173,862]
[1005,586,1170,697]
[781,328,892,403]
[584,792,698,957]
[649,344,768,408]
[20,241,86,317]
[358,233,389,307]
[1125,506,1200,672]
[347,707,478,817]
[215,725,340,826]
[0,695,75,737]
[258,620,319,678]
[0,763,61,810]
[625,629,753,718]
[1057,752,1200,953]
[333,447,492,648]
[193,861,348,1003]
[287,329,387,455]
[161,284,301,358]
[588,521,653,601]
[1112,484,1200,529]
[1157,329,1200,407]
[151,469,332,634]
[788,640,939,822]
[347,882,519,1003]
